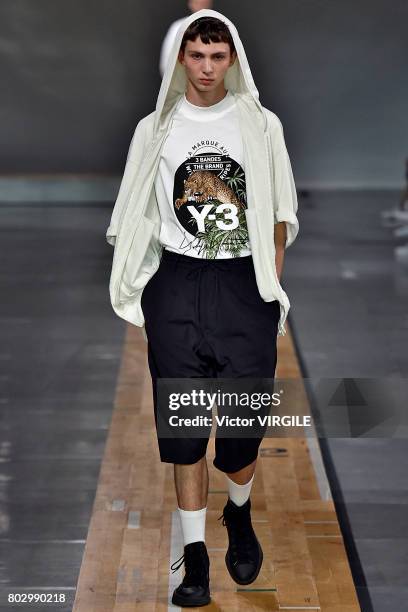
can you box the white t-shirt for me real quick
[154,90,252,259]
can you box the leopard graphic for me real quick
[175,170,244,211]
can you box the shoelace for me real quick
[217,511,255,565]
[170,550,208,587]
[171,554,185,573]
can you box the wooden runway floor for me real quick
[72,325,361,611]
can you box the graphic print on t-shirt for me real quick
[172,142,249,258]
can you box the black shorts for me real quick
[141,248,280,473]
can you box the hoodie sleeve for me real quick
[268,115,299,248]
[105,118,147,247]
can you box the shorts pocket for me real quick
[140,265,160,317]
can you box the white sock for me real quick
[178,506,207,546]
[226,473,255,507]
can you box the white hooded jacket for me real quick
[106,8,299,340]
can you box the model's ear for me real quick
[178,50,184,65]
[230,50,237,67]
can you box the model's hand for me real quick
[275,252,284,281]
[274,222,286,282]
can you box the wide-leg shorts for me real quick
[140,247,280,473]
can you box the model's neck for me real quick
[184,82,228,108]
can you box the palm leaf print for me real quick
[191,199,249,258]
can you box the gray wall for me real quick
[1,0,407,188]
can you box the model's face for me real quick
[178,38,236,93]
[188,0,213,12]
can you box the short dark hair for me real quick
[180,17,236,56]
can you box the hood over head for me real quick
[154,9,267,136]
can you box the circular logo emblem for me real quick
[173,153,247,237]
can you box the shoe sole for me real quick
[225,540,263,585]
[171,591,211,607]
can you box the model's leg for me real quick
[142,251,216,607]
[226,457,256,485]
[174,455,209,510]
[207,257,281,586]
[225,458,256,507]
[174,457,209,549]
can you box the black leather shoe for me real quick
[218,497,263,585]
[171,540,211,607]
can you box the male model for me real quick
[106,9,299,608]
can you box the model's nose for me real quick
[203,60,213,74]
